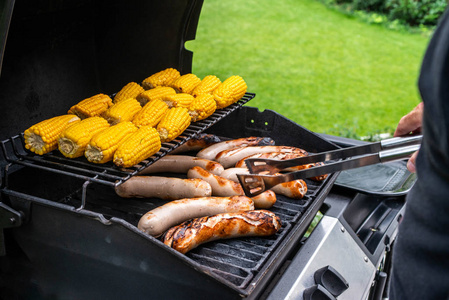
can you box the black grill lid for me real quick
[0,0,204,140]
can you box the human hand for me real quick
[394,102,423,173]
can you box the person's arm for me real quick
[393,101,423,173]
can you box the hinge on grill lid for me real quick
[0,202,22,256]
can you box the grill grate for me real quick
[0,93,254,188]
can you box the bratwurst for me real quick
[115,176,212,200]
[196,137,275,160]
[162,210,282,254]
[138,196,254,237]
[138,155,224,176]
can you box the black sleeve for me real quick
[389,8,449,300]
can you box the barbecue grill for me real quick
[0,1,411,299]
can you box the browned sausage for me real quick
[169,133,227,154]
[115,176,211,200]
[138,196,254,237]
[196,137,275,160]
[162,210,282,254]
[234,152,306,168]
[271,179,308,199]
[187,166,244,196]
[138,155,224,176]
[215,146,308,168]
[251,190,277,209]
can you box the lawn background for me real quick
[186,0,431,138]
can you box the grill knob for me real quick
[313,265,349,297]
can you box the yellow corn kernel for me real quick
[136,86,176,106]
[142,68,181,90]
[157,107,191,143]
[85,122,138,164]
[171,73,201,94]
[132,99,169,128]
[213,75,247,109]
[58,116,110,158]
[24,115,81,155]
[102,98,142,125]
[161,93,195,108]
[191,75,221,97]
[114,82,145,103]
[68,94,113,119]
[188,94,217,122]
[113,126,161,168]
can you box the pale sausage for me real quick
[138,155,224,175]
[115,176,212,200]
[187,166,244,196]
[138,196,254,237]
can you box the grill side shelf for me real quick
[0,93,255,188]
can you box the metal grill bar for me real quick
[0,93,255,187]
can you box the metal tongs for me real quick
[237,135,422,197]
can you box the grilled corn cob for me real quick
[213,75,247,109]
[171,73,201,94]
[113,126,161,168]
[142,68,181,90]
[24,115,81,155]
[114,82,145,103]
[132,99,169,128]
[58,116,110,158]
[68,94,113,119]
[161,93,195,108]
[191,75,221,97]
[136,86,176,106]
[188,94,217,122]
[85,122,138,164]
[102,98,142,125]
[157,107,191,143]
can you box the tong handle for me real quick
[380,134,422,150]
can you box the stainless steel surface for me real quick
[244,135,422,175]
[266,216,377,300]
[239,144,420,197]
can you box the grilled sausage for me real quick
[215,146,308,168]
[162,210,282,254]
[234,152,306,168]
[220,167,249,182]
[169,133,227,155]
[251,190,277,209]
[271,178,308,199]
[138,155,224,176]
[115,176,212,200]
[284,162,329,181]
[138,196,254,237]
[196,137,275,160]
[187,166,244,196]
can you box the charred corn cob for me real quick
[85,121,138,164]
[114,82,145,103]
[113,126,161,168]
[58,116,110,158]
[213,75,247,109]
[157,107,191,143]
[188,94,217,122]
[161,93,195,108]
[142,68,180,90]
[132,99,169,128]
[68,94,113,119]
[24,115,81,155]
[102,98,142,125]
[171,73,201,94]
[191,75,221,97]
[136,86,176,106]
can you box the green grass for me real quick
[186,0,430,137]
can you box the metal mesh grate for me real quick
[0,93,255,187]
